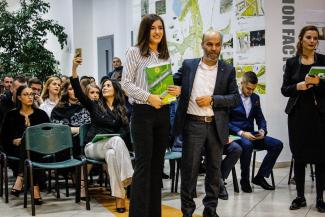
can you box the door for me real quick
[97,35,114,81]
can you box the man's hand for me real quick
[297,81,313,91]
[167,85,181,96]
[12,138,22,146]
[254,129,265,140]
[195,96,212,107]
[147,94,162,109]
[241,132,257,141]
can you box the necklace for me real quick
[20,110,33,127]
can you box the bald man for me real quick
[173,31,240,217]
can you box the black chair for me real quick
[251,149,275,189]
[23,123,90,216]
[0,152,19,203]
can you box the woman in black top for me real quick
[51,79,91,157]
[71,58,133,213]
[281,25,325,212]
[1,85,49,204]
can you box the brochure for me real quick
[91,134,120,143]
[145,62,177,104]
[308,66,325,80]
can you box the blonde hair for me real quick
[41,76,62,100]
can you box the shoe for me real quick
[218,185,228,200]
[11,188,22,197]
[162,172,170,179]
[34,198,43,205]
[116,197,126,213]
[240,179,252,193]
[316,199,325,213]
[290,197,306,210]
[252,176,275,190]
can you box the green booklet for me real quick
[91,134,120,143]
[308,66,325,80]
[145,62,177,105]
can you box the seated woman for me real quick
[39,76,62,117]
[51,79,91,157]
[71,57,133,213]
[84,83,100,101]
[1,85,49,204]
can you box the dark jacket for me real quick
[281,53,325,114]
[70,77,128,144]
[229,93,267,135]
[173,58,240,144]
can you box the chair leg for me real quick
[232,167,239,193]
[4,157,8,203]
[251,151,256,182]
[169,159,175,193]
[310,164,314,181]
[24,165,28,208]
[65,175,69,197]
[75,167,80,203]
[82,163,90,210]
[288,157,294,185]
[47,169,52,193]
[175,159,181,193]
[55,170,60,199]
[0,158,3,197]
[271,170,275,188]
[29,166,35,216]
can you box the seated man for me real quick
[229,71,283,193]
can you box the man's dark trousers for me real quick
[181,118,223,217]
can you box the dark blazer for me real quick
[281,53,325,114]
[173,58,240,144]
[229,93,267,135]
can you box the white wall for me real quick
[262,0,325,163]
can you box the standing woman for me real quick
[39,76,62,117]
[121,14,180,217]
[281,25,325,212]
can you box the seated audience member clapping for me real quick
[1,85,49,204]
[39,76,62,117]
[229,71,283,193]
[70,56,133,213]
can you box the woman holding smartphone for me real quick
[281,25,325,212]
[121,14,180,217]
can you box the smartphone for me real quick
[252,131,261,137]
[75,48,82,58]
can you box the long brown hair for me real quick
[296,25,319,56]
[136,14,169,59]
[41,76,62,100]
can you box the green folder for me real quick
[145,62,177,104]
[308,66,325,80]
[91,134,120,143]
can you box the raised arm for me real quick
[70,57,93,109]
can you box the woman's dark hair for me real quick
[296,25,319,56]
[57,79,73,108]
[16,85,36,110]
[136,14,169,59]
[99,78,128,125]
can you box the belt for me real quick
[187,114,214,123]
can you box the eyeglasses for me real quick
[22,93,36,98]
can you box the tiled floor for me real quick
[0,165,323,217]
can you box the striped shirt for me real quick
[121,46,171,105]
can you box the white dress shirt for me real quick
[187,60,218,116]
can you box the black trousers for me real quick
[129,104,169,217]
[181,118,223,217]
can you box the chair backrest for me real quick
[79,123,91,148]
[25,123,73,155]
